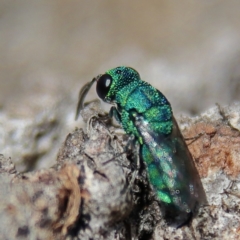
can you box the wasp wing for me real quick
[134,114,207,226]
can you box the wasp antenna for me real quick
[75,77,97,120]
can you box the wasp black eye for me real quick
[96,74,112,100]
[116,69,122,74]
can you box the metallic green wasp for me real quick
[75,66,207,227]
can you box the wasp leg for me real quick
[123,135,140,193]
[109,106,121,124]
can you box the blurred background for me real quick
[1,0,240,170]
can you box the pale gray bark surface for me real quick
[0,102,240,239]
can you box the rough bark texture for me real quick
[0,101,240,240]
